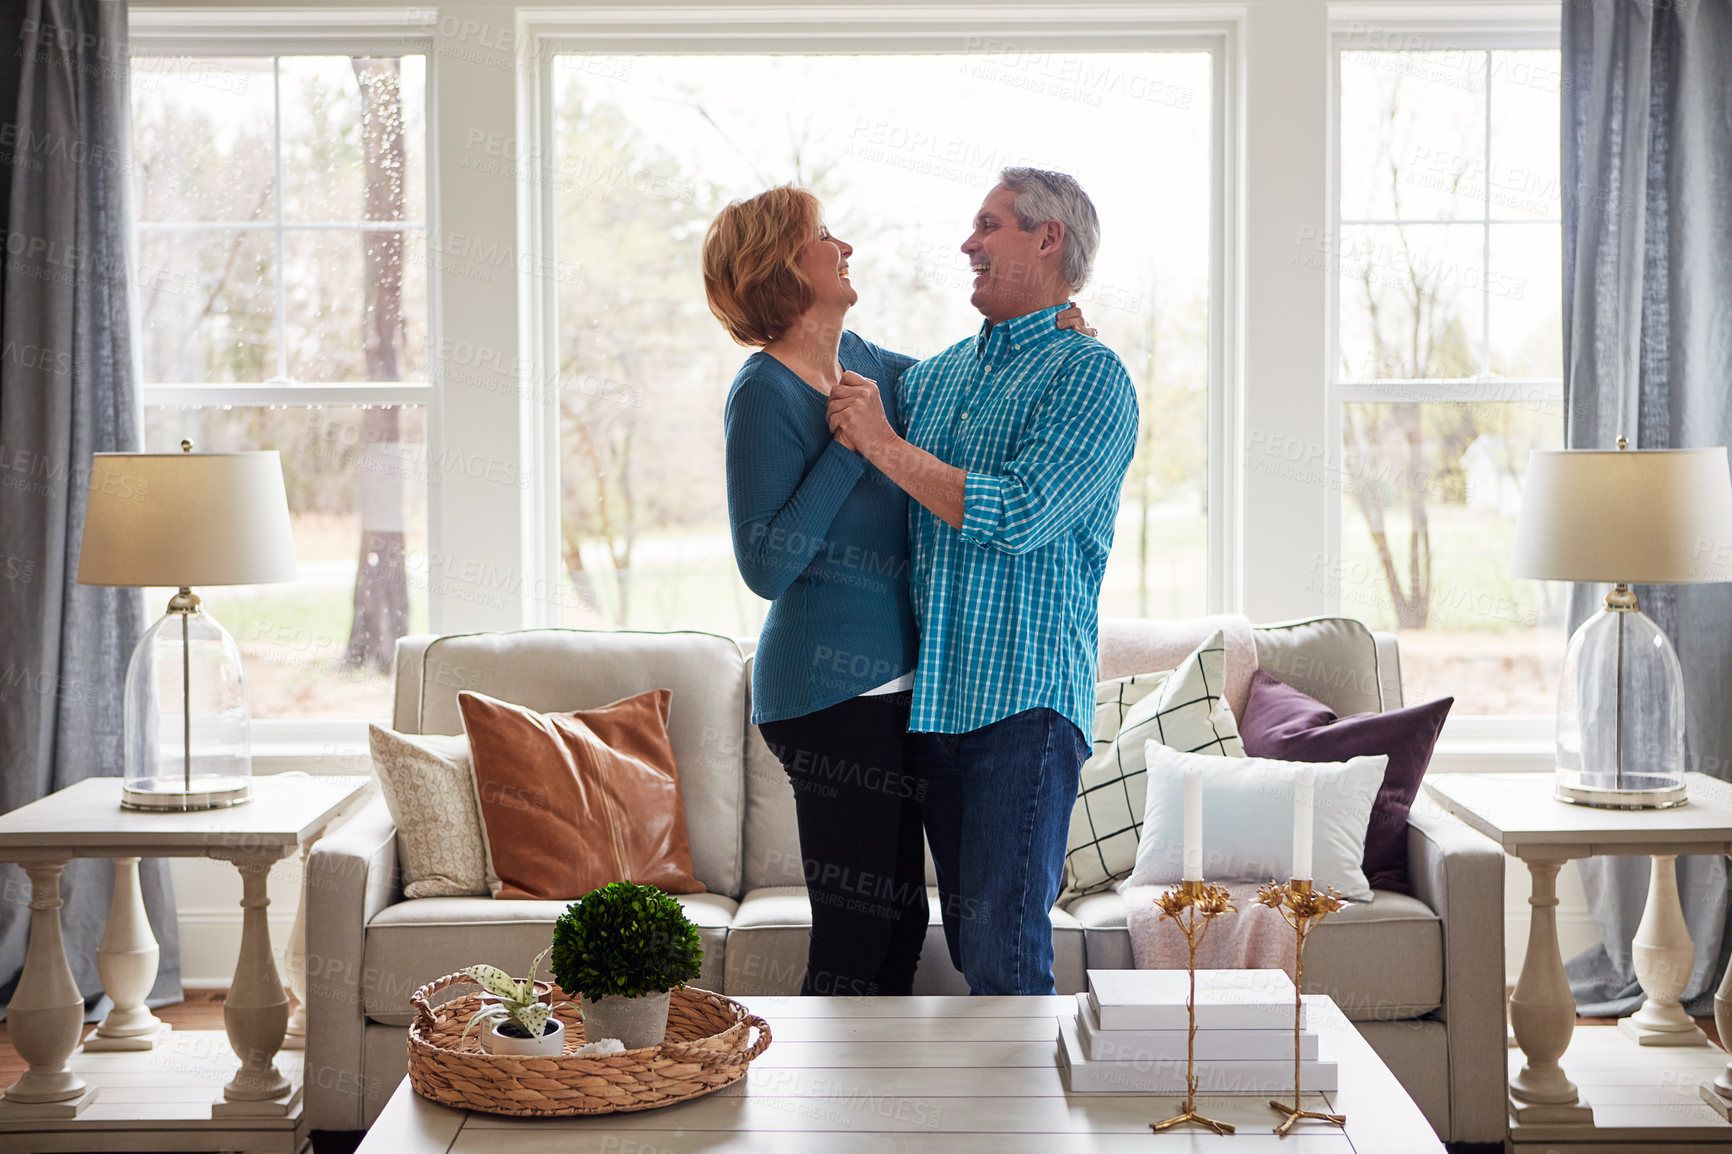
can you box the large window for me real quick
[131,53,429,718]
[1332,45,1565,714]
[548,50,1215,635]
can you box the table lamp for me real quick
[77,442,297,811]
[1509,441,1732,808]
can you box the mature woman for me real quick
[703,186,925,997]
[702,186,1088,996]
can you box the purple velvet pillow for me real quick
[1239,669,1452,896]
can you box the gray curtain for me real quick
[1561,0,1732,1016]
[0,0,181,1015]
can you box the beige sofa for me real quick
[304,616,1505,1142]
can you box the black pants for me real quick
[758,692,928,996]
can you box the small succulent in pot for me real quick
[551,881,704,1049]
[460,945,572,1055]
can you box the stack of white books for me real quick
[1057,968,1337,1093]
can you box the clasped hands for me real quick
[827,372,894,456]
[828,304,1095,453]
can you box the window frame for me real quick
[1326,7,1561,762]
[129,11,440,749]
[130,15,436,408]
[520,9,1240,632]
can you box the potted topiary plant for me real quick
[459,945,572,1057]
[551,881,704,1050]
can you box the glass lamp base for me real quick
[121,781,253,812]
[1555,779,1687,810]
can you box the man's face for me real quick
[960,184,1054,324]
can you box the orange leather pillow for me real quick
[457,689,705,900]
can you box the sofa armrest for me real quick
[305,794,401,1131]
[1407,803,1506,1144]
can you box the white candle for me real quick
[1292,767,1315,881]
[1182,765,1203,881]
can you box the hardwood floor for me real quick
[0,989,228,1087]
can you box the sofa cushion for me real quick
[740,657,940,892]
[397,630,747,897]
[1065,635,1246,897]
[1065,887,1443,1021]
[1240,669,1453,896]
[1128,745,1387,901]
[726,886,1085,997]
[360,892,736,1025]
[367,726,488,898]
[740,662,804,893]
[459,689,705,900]
[1252,617,1386,716]
[1097,615,1257,718]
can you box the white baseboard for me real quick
[1508,910,1602,977]
[170,856,303,989]
[175,911,298,988]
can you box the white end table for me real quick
[0,773,369,1127]
[1424,771,1732,1132]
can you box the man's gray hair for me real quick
[998,167,1100,291]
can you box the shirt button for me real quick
[983,364,993,373]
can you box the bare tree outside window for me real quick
[346,57,410,671]
[133,55,429,717]
[1337,49,1565,712]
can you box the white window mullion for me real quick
[1481,48,1493,379]
[142,383,432,407]
[136,220,428,232]
[272,56,288,383]
[1329,20,1563,747]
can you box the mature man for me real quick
[826,168,1139,995]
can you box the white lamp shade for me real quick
[1509,447,1732,584]
[77,451,298,588]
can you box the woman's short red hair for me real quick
[702,185,822,347]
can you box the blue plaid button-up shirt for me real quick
[899,303,1139,743]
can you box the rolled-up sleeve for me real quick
[958,350,1139,555]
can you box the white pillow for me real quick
[1125,742,1388,902]
[368,725,490,898]
[1063,632,1245,896]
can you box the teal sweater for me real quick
[723,331,919,724]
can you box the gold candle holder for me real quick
[1149,878,1238,1136]
[1256,878,1347,1137]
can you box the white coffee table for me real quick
[0,773,369,1151]
[359,992,1441,1152]
[1424,771,1732,1142]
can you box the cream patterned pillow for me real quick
[368,725,490,898]
[1062,632,1245,896]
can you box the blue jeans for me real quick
[910,708,1088,995]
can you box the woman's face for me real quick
[797,224,856,313]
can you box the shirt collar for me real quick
[974,303,1070,361]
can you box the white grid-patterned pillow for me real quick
[1062,632,1244,896]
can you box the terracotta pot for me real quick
[580,990,671,1050]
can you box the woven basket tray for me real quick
[407,974,772,1116]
